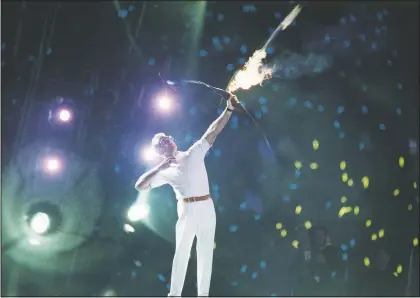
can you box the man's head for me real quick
[152,133,177,157]
[309,226,329,249]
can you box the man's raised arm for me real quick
[202,94,237,145]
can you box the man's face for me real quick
[156,135,177,156]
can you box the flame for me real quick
[227,49,273,93]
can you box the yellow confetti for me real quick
[399,157,405,168]
[396,265,403,273]
[310,162,318,170]
[361,176,369,188]
[413,237,418,246]
[354,206,360,215]
[280,229,288,237]
[393,189,400,196]
[213,242,216,249]
[408,204,413,211]
[338,206,352,218]
[393,272,399,277]
[304,221,312,229]
[340,161,346,170]
[366,219,372,227]
[378,229,385,238]
[341,196,347,203]
[342,173,348,182]
[292,240,299,248]
[364,257,370,267]
[348,179,354,187]
[294,161,302,169]
[312,139,319,151]
[275,223,283,230]
[414,182,417,189]
[295,205,302,214]
[371,233,378,241]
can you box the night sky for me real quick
[1,1,419,296]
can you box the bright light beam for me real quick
[141,146,157,162]
[58,108,72,122]
[156,94,172,111]
[43,156,62,174]
[127,203,150,222]
[29,212,51,234]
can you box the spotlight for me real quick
[157,95,172,110]
[29,212,51,234]
[57,108,72,122]
[26,202,62,236]
[42,156,63,175]
[127,203,150,222]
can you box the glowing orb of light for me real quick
[156,95,172,111]
[58,108,72,122]
[127,204,150,222]
[43,156,62,174]
[141,146,157,162]
[29,212,51,234]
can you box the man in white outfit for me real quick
[135,94,237,296]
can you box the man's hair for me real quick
[151,133,166,149]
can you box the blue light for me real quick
[342,252,349,261]
[340,244,348,251]
[217,107,223,115]
[119,9,128,18]
[258,97,267,104]
[229,225,238,232]
[337,106,345,114]
[238,57,246,65]
[304,101,313,108]
[251,272,258,279]
[334,120,341,129]
[114,164,121,174]
[240,265,247,273]
[255,111,262,119]
[216,13,225,22]
[287,97,297,107]
[349,238,356,248]
[289,184,297,190]
[240,201,247,210]
[214,149,221,157]
[261,105,268,114]
[295,169,301,178]
[226,64,234,72]
[379,124,386,131]
[254,214,261,220]
[361,105,368,114]
[325,201,332,209]
[331,271,337,277]
[283,195,290,202]
[259,260,266,268]
[199,49,208,57]
[157,274,166,281]
[266,47,274,55]
[148,58,156,66]
[131,270,137,278]
[317,105,325,112]
[240,44,248,54]
[359,142,365,151]
[212,183,220,192]
[338,132,345,139]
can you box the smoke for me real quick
[270,51,334,80]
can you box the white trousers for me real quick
[168,198,216,297]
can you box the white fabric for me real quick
[149,138,211,200]
[168,198,216,297]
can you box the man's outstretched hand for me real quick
[227,93,238,110]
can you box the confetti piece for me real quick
[213,242,216,249]
[354,206,360,215]
[366,220,372,227]
[312,139,319,150]
[342,173,348,182]
[341,196,347,203]
[340,161,346,170]
[413,237,418,246]
[280,229,288,237]
[362,176,369,188]
[260,260,266,269]
[396,265,403,273]
[393,189,400,196]
[339,206,352,217]
[304,221,312,229]
[294,161,302,169]
[364,257,370,267]
[399,157,405,167]
[371,233,378,241]
[378,229,385,238]
[240,265,247,273]
[292,240,299,248]
[393,272,399,277]
[348,179,354,187]
[414,182,417,189]
[275,223,283,230]
[310,162,318,170]
[408,204,413,211]
[295,205,302,214]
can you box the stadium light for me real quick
[29,212,51,234]
[127,203,150,222]
[42,156,63,175]
[57,108,72,122]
